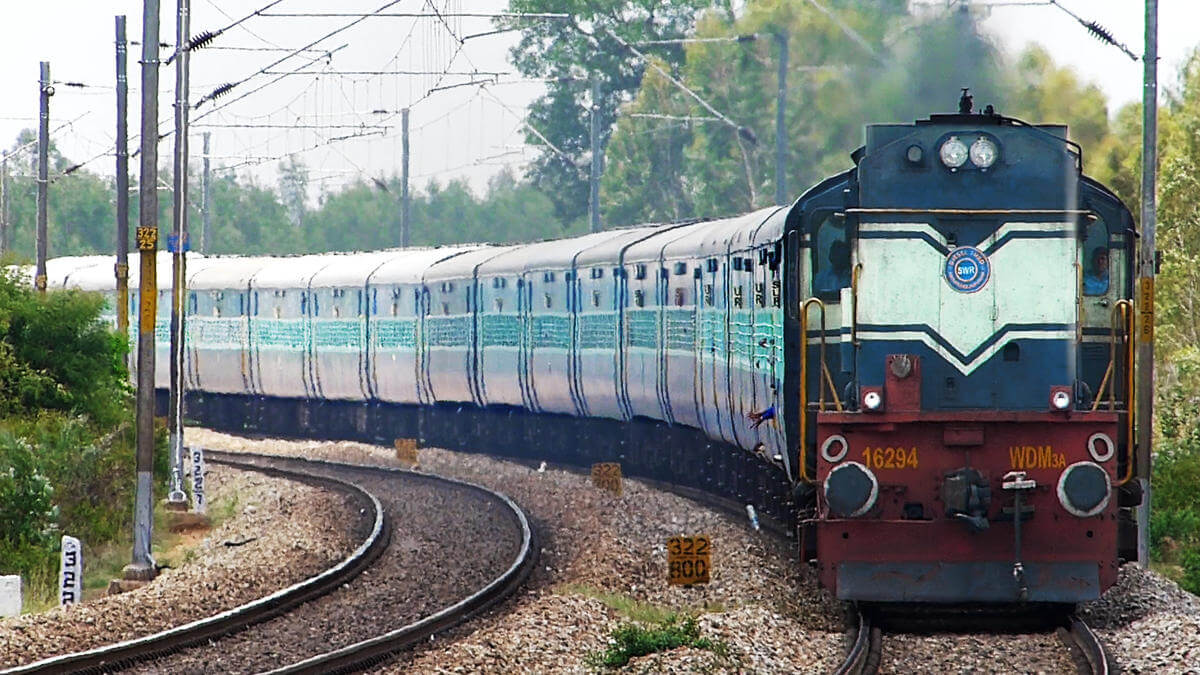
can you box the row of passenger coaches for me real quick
[38,206,793,460]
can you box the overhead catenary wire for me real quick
[806,0,884,63]
[1047,0,1139,61]
[193,0,411,109]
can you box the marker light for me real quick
[821,434,849,463]
[1051,390,1071,410]
[940,136,969,169]
[1087,433,1115,463]
[863,391,882,411]
[969,137,998,169]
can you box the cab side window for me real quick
[811,214,850,300]
[1082,219,1109,296]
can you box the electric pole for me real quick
[589,79,602,233]
[201,132,210,254]
[116,15,131,338]
[774,31,788,206]
[400,107,410,248]
[127,0,162,583]
[36,62,51,294]
[1136,0,1158,567]
[167,0,191,508]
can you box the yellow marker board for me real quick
[1139,277,1154,342]
[667,535,711,586]
[393,438,419,466]
[590,462,622,497]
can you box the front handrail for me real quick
[1088,299,1134,486]
[798,297,844,483]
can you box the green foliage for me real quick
[587,615,726,669]
[300,169,569,252]
[506,0,727,222]
[0,270,161,605]
[0,433,58,577]
[1181,548,1200,595]
[0,270,130,426]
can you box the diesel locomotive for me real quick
[44,98,1139,605]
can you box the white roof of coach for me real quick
[46,256,110,289]
[250,254,339,289]
[478,229,631,276]
[573,225,668,268]
[661,208,779,260]
[422,246,509,283]
[190,256,269,290]
[309,250,409,288]
[374,246,483,285]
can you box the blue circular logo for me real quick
[944,246,991,293]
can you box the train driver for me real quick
[1083,247,1109,295]
[815,239,852,296]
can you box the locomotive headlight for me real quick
[1051,390,1071,410]
[969,137,998,169]
[863,391,882,411]
[939,136,969,169]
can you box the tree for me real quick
[600,0,912,224]
[506,0,726,223]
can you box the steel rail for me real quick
[235,453,538,674]
[2,451,389,675]
[1061,615,1111,675]
[832,604,881,675]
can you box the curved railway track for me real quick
[834,606,1113,675]
[2,451,535,675]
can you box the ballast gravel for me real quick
[0,466,358,669]
[188,429,1200,673]
[128,457,521,674]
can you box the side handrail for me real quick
[851,263,863,347]
[798,297,844,483]
[1114,299,1135,486]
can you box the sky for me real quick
[0,1,1195,197]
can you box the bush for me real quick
[587,616,726,669]
[1181,547,1200,596]
[1150,390,1200,566]
[0,269,130,426]
[0,270,157,592]
[0,433,58,577]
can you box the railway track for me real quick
[3,451,535,675]
[834,606,1113,675]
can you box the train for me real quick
[42,96,1140,605]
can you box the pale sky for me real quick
[0,1,1194,196]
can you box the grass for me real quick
[558,584,731,670]
[586,615,730,670]
[19,492,239,613]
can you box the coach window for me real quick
[812,213,850,300]
[1082,219,1109,296]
